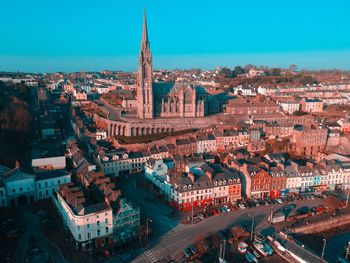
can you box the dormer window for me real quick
[214,181,217,186]
[183,185,187,190]
[229,179,232,184]
[219,181,222,186]
[188,185,192,189]
[223,180,226,185]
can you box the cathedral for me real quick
[136,11,208,119]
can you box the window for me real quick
[78,234,81,240]
[105,227,109,234]
[87,224,90,229]
[87,233,91,239]
[97,221,100,226]
[97,230,100,236]
[45,182,48,187]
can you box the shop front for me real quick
[313,184,327,193]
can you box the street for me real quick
[115,174,330,262]
[14,205,67,263]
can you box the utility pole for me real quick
[248,214,254,242]
[90,243,93,263]
[191,203,194,224]
[146,219,148,247]
[345,241,350,260]
[223,240,226,261]
[270,204,274,223]
[146,218,152,247]
[321,238,327,259]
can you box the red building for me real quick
[269,166,287,198]
[250,168,271,199]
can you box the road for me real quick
[132,200,321,262]
[99,100,123,121]
[116,175,328,262]
[15,206,67,263]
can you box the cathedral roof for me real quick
[153,82,207,97]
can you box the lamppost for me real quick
[146,218,152,247]
[248,213,255,242]
[191,203,194,224]
[321,238,327,259]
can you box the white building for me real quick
[145,158,173,200]
[97,151,150,177]
[96,130,107,141]
[283,163,301,193]
[36,170,71,199]
[279,101,300,114]
[0,164,71,207]
[54,183,113,250]
[32,156,66,171]
[196,134,217,153]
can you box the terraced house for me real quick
[170,163,241,210]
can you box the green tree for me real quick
[270,68,282,76]
[233,66,245,76]
[219,67,233,78]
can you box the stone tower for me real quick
[137,10,153,119]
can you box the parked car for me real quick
[275,198,283,204]
[238,203,246,209]
[188,245,198,255]
[202,240,210,251]
[221,205,231,213]
[183,248,192,258]
[197,213,205,221]
[210,209,218,216]
[253,200,260,207]
[245,202,252,208]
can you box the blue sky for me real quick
[1,0,350,72]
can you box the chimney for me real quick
[291,161,299,171]
[306,161,314,169]
[205,171,212,181]
[187,172,195,183]
[88,165,96,172]
[277,163,285,170]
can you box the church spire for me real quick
[141,9,149,46]
[137,9,153,119]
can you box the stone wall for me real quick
[291,209,350,234]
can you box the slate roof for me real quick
[36,169,71,181]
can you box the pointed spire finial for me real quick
[142,8,148,44]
